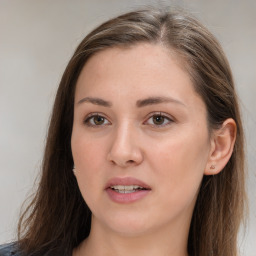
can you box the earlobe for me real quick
[204,118,236,175]
[73,165,77,176]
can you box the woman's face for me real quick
[71,43,213,236]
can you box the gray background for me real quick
[0,0,255,255]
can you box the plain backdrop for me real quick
[0,0,255,255]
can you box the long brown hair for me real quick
[18,7,246,256]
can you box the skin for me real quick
[71,43,236,256]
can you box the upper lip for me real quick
[105,177,151,190]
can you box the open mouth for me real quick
[110,185,150,194]
[105,177,151,202]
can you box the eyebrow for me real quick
[77,97,112,107]
[77,96,185,108]
[136,96,186,108]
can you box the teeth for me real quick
[111,185,143,190]
[110,185,144,193]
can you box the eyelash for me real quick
[83,112,174,128]
[83,113,111,127]
[144,112,174,127]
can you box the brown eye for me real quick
[93,115,105,125]
[84,114,110,127]
[152,115,165,125]
[144,112,174,127]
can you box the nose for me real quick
[107,123,143,168]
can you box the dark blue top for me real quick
[0,243,72,256]
[0,243,21,256]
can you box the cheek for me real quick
[71,132,107,197]
[147,128,210,205]
[72,129,105,168]
[149,134,209,174]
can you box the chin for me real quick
[99,212,153,236]
[110,224,151,237]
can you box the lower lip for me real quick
[106,188,151,203]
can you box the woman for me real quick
[0,7,246,256]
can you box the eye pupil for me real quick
[153,115,164,125]
[94,116,104,125]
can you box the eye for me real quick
[84,114,110,127]
[144,112,174,127]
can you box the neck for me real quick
[73,215,190,256]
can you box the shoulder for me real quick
[0,243,21,256]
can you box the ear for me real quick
[204,118,236,175]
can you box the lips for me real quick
[105,177,151,203]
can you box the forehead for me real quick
[75,43,204,110]
[83,43,187,75]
